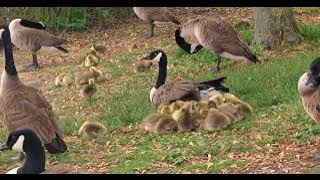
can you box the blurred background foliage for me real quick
[0,7,133,31]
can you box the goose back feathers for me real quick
[133,7,180,24]
[176,16,258,63]
[142,49,229,108]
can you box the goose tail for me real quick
[55,46,69,53]
[198,77,230,92]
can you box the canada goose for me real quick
[54,73,73,87]
[175,16,259,72]
[0,26,67,161]
[0,128,86,174]
[172,106,195,132]
[78,66,103,85]
[141,49,230,108]
[7,19,68,69]
[133,7,180,38]
[298,57,320,123]
[141,112,177,134]
[78,120,107,138]
[134,60,153,73]
[201,108,231,132]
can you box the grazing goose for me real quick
[7,19,68,69]
[175,16,259,72]
[133,7,180,38]
[0,26,67,161]
[298,57,320,124]
[141,49,230,108]
[0,128,86,174]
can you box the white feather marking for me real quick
[6,167,19,174]
[153,21,172,25]
[0,29,4,39]
[220,52,249,61]
[190,43,200,53]
[199,87,217,100]
[12,135,25,152]
[150,87,157,103]
[40,46,59,52]
[153,53,162,63]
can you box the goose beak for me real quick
[0,143,9,151]
[140,54,150,60]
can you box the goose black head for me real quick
[141,49,167,63]
[16,19,46,30]
[0,128,40,153]
[306,57,320,88]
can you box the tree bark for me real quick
[253,7,301,49]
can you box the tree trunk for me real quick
[253,7,301,49]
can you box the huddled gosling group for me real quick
[141,91,253,134]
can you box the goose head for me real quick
[141,49,167,63]
[306,57,320,88]
[0,128,46,174]
[9,19,46,30]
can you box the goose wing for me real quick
[152,78,199,107]
[0,86,64,144]
[144,7,179,23]
[195,18,255,60]
[18,28,64,48]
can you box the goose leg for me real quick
[143,23,155,38]
[10,152,26,162]
[24,53,39,69]
[209,56,222,72]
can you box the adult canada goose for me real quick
[175,16,259,72]
[7,19,68,69]
[298,57,320,124]
[141,49,230,108]
[0,128,86,174]
[133,7,180,38]
[0,26,67,160]
[141,112,177,134]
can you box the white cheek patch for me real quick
[152,53,162,63]
[0,29,4,39]
[12,135,25,152]
[6,167,19,174]
[150,87,157,103]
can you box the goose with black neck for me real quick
[0,128,85,174]
[141,49,230,108]
[0,26,67,162]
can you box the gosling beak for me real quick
[0,143,9,151]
